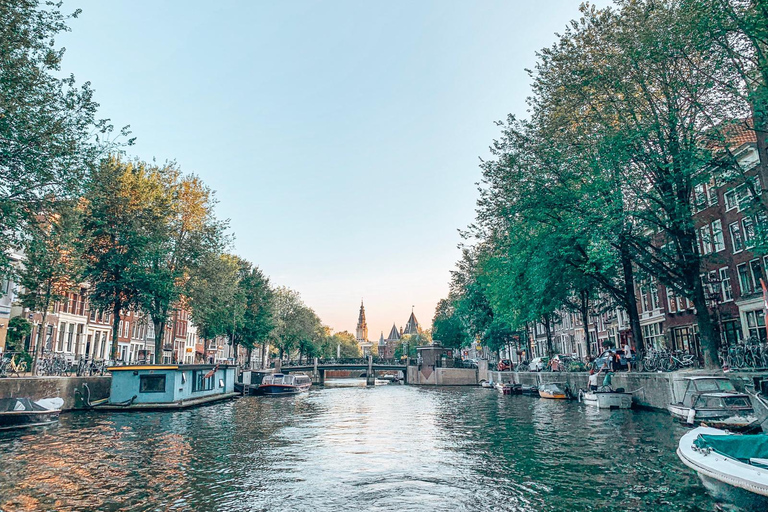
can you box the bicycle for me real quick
[659,350,697,372]
[0,353,27,377]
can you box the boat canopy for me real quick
[695,434,768,463]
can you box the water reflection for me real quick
[0,386,723,511]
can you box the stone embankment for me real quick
[0,376,110,411]
[482,363,765,411]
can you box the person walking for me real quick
[623,341,632,372]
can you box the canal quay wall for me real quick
[483,367,767,411]
[0,376,110,411]
[407,366,478,386]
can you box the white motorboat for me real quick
[669,377,759,432]
[579,390,633,409]
[678,426,768,509]
[480,380,494,389]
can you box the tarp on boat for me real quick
[695,434,768,462]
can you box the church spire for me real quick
[356,299,368,342]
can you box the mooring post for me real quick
[367,355,375,386]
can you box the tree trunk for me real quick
[692,278,719,369]
[153,319,165,364]
[619,238,645,356]
[752,90,768,211]
[261,342,267,369]
[111,300,122,361]
[246,346,252,369]
[31,309,48,376]
[580,289,591,360]
[543,314,554,360]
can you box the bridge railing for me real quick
[280,358,406,367]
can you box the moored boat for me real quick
[678,426,768,509]
[254,373,312,396]
[0,397,64,431]
[538,382,569,399]
[669,377,759,432]
[579,390,633,409]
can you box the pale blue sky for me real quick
[58,1,602,338]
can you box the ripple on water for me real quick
[0,385,721,511]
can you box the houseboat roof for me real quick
[108,364,234,372]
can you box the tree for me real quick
[270,287,322,362]
[17,201,84,373]
[6,316,32,352]
[82,157,169,361]
[328,331,361,358]
[237,266,275,367]
[432,299,468,349]
[0,1,128,272]
[138,172,227,364]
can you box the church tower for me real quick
[356,300,369,342]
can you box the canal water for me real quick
[0,383,722,511]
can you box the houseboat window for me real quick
[219,378,224,388]
[695,396,724,409]
[696,380,736,392]
[193,371,214,392]
[181,373,187,384]
[139,375,166,393]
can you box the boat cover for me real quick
[695,434,768,462]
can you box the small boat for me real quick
[253,373,312,396]
[0,397,64,430]
[496,383,521,395]
[579,389,633,409]
[521,385,539,395]
[538,383,569,399]
[480,380,494,389]
[678,426,768,509]
[669,377,759,432]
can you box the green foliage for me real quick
[0,1,129,273]
[432,299,467,349]
[6,317,32,351]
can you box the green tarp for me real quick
[695,434,768,462]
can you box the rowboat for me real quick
[0,397,64,430]
[579,389,633,409]
[678,426,768,509]
[669,377,759,432]
[538,382,568,399]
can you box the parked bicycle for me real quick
[0,353,27,377]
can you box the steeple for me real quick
[387,323,401,341]
[356,299,368,342]
[404,308,419,336]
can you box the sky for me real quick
[56,1,605,339]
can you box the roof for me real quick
[683,376,731,381]
[387,323,401,341]
[403,311,419,335]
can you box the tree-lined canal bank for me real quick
[0,385,719,511]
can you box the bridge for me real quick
[280,357,408,385]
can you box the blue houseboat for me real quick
[99,364,238,410]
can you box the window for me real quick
[139,375,166,393]
[708,184,718,206]
[642,322,666,350]
[66,324,74,353]
[725,189,738,211]
[193,371,215,392]
[745,310,767,342]
[694,184,707,210]
[667,287,677,313]
[722,320,742,346]
[743,218,756,248]
[750,259,763,290]
[711,220,725,252]
[738,263,752,295]
[641,287,649,312]
[57,323,66,352]
[650,280,660,310]
[720,267,733,302]
[730,222,744,252]
[700,225,712,254]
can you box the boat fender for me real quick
[686,408,696,424]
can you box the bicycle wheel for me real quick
[644,357,657,372]
[660,357,674,372]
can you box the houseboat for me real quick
[669,377,759,432]
[579,390,633,409]
[98,364,238,410]
[253,373,312,396]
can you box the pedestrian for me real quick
[623,341,632,372]
[612,351,621,372]
[588,369,599,392]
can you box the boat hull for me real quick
[582,392,633,409]
[678,427,768,509]
[0,410,61,431]
[669,405,759,431]
[253,384,311,396]
[539,391,567,399]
